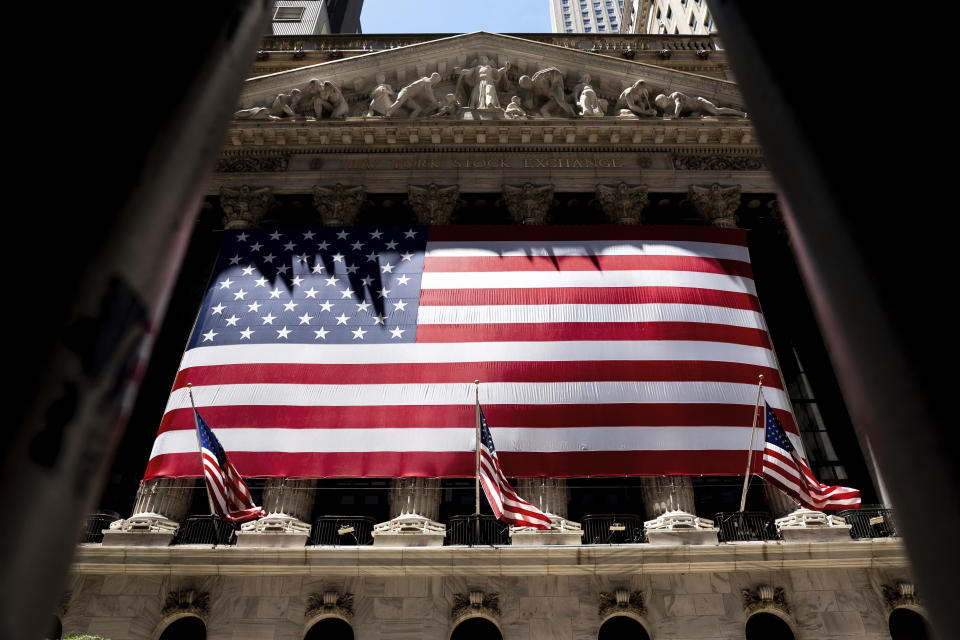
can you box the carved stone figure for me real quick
[305,591,354,621]
[430,93,461,118]
[504,96,527,119]
[455,56,511,110]
[518,68,575,117]
[654,91,747,118]
[616,79,656,117]
[304,78,349,119]
[366,73,396,117]
[234,88,302,120]
[573,73,605,117]
[387,72,442,118]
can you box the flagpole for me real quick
[739,374,764,512]
[474,380,481,517]
[187,383,216,516]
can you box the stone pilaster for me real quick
[372,478,446,546]
[312,183,366,226]
[407,184,463,224]
[688,183,741,228]
[101,478,193,546]
[236,478,316,547]
[640,476,719,545]
[763,481,800,518]
[509,478,582,545]
[219,185,277,229]
[501,183,555,225]
[595,183,649,224]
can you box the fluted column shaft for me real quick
[262,478,317,523]
[131,478,193,522]
[516,478,569,518]
[639,476,697,519]
[389,478,440,521]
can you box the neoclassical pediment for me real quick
[233,31,746,122]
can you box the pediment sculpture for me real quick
[234,58,746,122]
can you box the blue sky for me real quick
[360,0,551,33]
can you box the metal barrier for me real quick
[446,514,509,546]
[174,515,237,545]
[310,516,376,545]
[714,511,777,542]
[581,514,645,544]
[80,511,121,543]
[837,506,898,539]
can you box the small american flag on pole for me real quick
[478,406,552,529]
[194,407,266,523]
[761,402,860,511]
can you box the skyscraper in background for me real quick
[267,0,364,36]
[550,0,715,35]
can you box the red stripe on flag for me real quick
[416,322,772,347]
[423,255,754,278]
[427,225,748,245]
[418,286,761,310]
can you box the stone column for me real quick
[220,185,277,229]
[688,183,741,228]
[640,476,719,545]
[101,478,193,546]
[372,478,446,546]
[313,184,366,226]
[595,183,649,224]
[509,478,582,545]
[407,184,462,224]
[236,478,316,547]
[763,480,800,518]
[501,183,555,225]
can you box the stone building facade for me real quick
[62,32,928,640]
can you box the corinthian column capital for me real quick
[406,184,463,225]
[688,183,742,228]
[501,183,555,225]
[312,183,366,226]
[596,183,649,224]
[219,185,277,229]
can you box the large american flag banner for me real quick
[145,225,804,479]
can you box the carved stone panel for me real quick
[501,183,555,225]
[881,582,921,610]
[313,184,366,227]
[162,590,210,620]
[596,183,649,224]
[688,183,741,228]
[306,591,354,620]
[216,155,289,173]
[451,591,500,624]
[220,185,277,229]
[742,585,791,617]
[599,589,647,618]
[407,184,463,225]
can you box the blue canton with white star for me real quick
[764,402,794,452]
[196,410,228,467]
[188,226,426,348]
[479,407,496,454]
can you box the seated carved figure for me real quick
[654,91,747,118]
[304,79,349,119]
[573,74,605,117]
[234,88,302,120]
[504,96,528,119]
[517,68,575,117]
[367,73,397,117]
[386,73,442,118]
[430,93,461,118]
[616,79,656,117]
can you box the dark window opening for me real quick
[450,617,503,640]
[159,616,206,640]
[745,612,794,640]
[889,608,932,640]
[305,617,354,640]
[599,615,651,640]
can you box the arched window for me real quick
[889,608,931,640]
[450,617,503,640]
[304,617,354,640]
[745,612,795,640]
[598,615,651,640]
[158,615,206,640]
